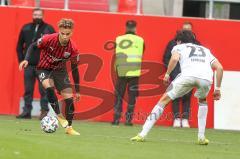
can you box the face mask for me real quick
[33,18,43,24]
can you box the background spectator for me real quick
[16,8,55,120]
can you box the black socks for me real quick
[64,98,75,126]
[46,87,60,114]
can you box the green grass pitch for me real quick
[0,115,240,159]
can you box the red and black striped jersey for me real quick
[37,33,79,70]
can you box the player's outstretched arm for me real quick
[19,42,37,71]
[211,60,223,100]
[164,52,180,84]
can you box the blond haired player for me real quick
[19,19,81,135]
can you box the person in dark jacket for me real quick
[163,22,200,128]
[16,8,55,120]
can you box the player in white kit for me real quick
[131,30,223,145]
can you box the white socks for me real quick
[198,104,208,139]
[139,103,164,137]
[138,102,208,139]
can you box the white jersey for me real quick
[171,43,216,82]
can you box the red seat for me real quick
[40,0,109,11]
[11,0,35,6]
[69,0,109,11]
[40,0,64,9]
[118,0,139,13]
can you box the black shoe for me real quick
[39,110,49,120]
[16,112,31,119]
[111,121,119,126]
[125,122,133,126]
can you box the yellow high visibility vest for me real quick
[115,34,144,77]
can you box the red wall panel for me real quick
[0,6,239,128]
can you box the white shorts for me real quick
[166,75,212,100]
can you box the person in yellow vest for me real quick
[112,20,144,126]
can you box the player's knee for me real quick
[159,93,172,106]
[61,88,73,99]
[42,79,53,89]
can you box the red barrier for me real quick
[0,6,240,128]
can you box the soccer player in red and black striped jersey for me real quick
[19,18,80,135]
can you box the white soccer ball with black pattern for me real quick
[40,116,59,133]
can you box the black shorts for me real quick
[37,69,71,93]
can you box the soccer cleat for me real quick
[125,122,133,126]
[111,121,119,126]
[173,118,181,128]
[39,110,49,120]
[182,119,190,128]
[130,134,145,142]
[198,138,209,145]
[65,126,80,135]
[57,114,68,128]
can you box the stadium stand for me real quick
[11,0,35,6]
[39,0,109,11]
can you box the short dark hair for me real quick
[126,20,137,28]
[174,30,195,43]
[33,8,44,14]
